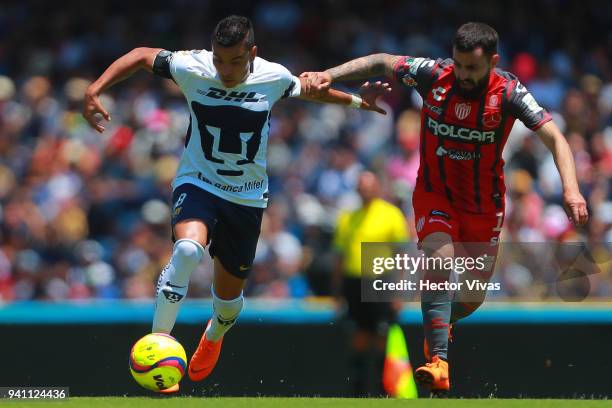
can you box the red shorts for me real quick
[413,187,504,284]
[413,188,504,245]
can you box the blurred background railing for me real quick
[3,300,612,324]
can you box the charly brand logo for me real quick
[432,86,447,102]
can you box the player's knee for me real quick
[421,232,454,258]
[172,239,204,270]
[173,219,208,246]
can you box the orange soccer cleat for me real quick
[414,355,450,394]
[188,320,224,382]
[158,383,179,394]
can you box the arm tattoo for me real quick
[326,53,400,82]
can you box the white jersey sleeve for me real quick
[275,64,301,99]
[168,50,216,88]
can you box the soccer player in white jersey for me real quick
[83,15,389,393]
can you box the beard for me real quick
[456,71,490,99]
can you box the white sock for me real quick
[204,286,243,342]
[152,239,204,333]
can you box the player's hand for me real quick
[359,81,392,115]
[299,71,332,94]
[563,189,589,226]
[83,87,111,133]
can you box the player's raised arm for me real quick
[300,53,403,91]
[536,121,589,226]
[83,47,162,133]
[506,79,589,227]
[298,77,392,115]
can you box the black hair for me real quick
[212,15,255,49]
[453,22,498,56]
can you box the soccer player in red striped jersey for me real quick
[301,22,588,395]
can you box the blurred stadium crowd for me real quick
[0,0,609,302]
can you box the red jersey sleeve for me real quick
[507,80,552,130]
[392,56,441,97]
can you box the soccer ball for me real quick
[129,333,187,392]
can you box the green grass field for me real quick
[3,397,612,407]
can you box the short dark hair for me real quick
[212,15,255,49]
[453,22,498,56]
